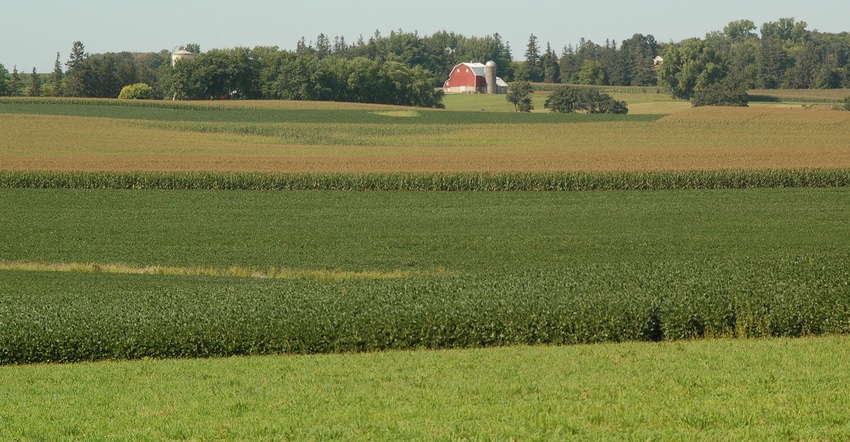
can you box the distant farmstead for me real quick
[443,61,509,94]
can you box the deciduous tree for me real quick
[506,80,534,112]
[658,38,727,100]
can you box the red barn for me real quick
[443,61,508,94]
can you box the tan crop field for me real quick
[1,100,849,173]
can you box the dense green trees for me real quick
[690,81,749,107]
[658,38,749,106]
[544,86,628,114]
[658,38,728,100]
[164,47,444,107]
[6,18,850,106]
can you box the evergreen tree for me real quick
[51,52,64,96]
[0,64,9,96]
[523,34,542,82]
[65,41,89,97]
[542,43,560,83]
[26,67,42,96]
[315,33,331,59]
[9,65,22,96]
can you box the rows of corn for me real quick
[2,255,849,364]
[3,169,850,191]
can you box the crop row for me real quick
[2,169,849,191]
[2,255,848,365]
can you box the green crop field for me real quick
[2,187,849,364]
[1,97,850,440]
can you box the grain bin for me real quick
[485,61,497,95]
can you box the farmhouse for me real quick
[443,61,509,94]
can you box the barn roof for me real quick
[455,62,487,77]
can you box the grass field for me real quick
[1,96,850,439]
[2,336,849,441]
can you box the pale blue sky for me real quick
[2,0,847,73]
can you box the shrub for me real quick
[691,82,749,107]
[544,86,628,114]
[844,95,850,111]
[118,83,154,100]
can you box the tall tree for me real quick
[558,45,580,84]
[757,37,789,89]
[542,43,560,83]
[658,38,728,100]
[315,33,332,59]
[9,65,22,96]
[26,67,42,96]
[0,64,9,96]
[519,34,542,82]
[724,19,757,42]
[621,34,659,86]
[761,18,809,44]
[64,41,88,97]
[50,52,64,96]
[785,41,820,88]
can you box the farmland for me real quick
[2,97,850,173]
[1,95,850,439]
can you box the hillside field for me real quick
[1,96,849,440]
[2,97,849,173]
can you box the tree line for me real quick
[1,18,849,107]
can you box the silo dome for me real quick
[171,49,195,66]
[485,60,497,67]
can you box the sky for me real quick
[2,0,848,73]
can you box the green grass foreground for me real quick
[1,188,849,363]
[1,336,849,440]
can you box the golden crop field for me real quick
[1,102,849,173]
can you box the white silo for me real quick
[171,49,195,66]
[485,61,497,95]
